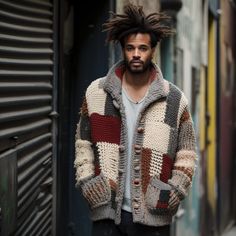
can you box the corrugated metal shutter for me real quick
[0,0,56,235]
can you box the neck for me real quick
[122,68,153,103]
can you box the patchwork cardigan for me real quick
[74,60,197,226]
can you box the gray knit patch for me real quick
[177,121,196,151]
[164,84,182,128]
[104,94,120,117]
[167,127,178,159]
[80,114,91,141]
[151,177,172,190]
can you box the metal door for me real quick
[0,0,57,235]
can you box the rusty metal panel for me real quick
[0,0,55,235]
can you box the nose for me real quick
[133,48,140,58]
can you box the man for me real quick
[74,3,197,236]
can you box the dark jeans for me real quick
[92,210,170,236]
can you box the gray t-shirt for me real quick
[121,88,146,212]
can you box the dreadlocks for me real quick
[103,3,174,48]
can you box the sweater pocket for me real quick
[81,173,111,209]
[145,176,177,215]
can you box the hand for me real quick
[168,190,180,210]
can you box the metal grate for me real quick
[0,0,55,235]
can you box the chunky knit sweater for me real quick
[74,60,197,226]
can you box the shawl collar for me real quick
[103,60,168,107]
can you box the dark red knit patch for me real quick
[160,154,173,183]
[94,164,101,176]
[90,113,121,144]
[156,202,168,209]
[115,66,125,80]
[180,108,190,124]
[141,148,152,194]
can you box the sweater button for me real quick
[134,144,141,150]
[112,100,120,109]
[118,168,124,173]
[133,197,140,202]
[119,145,125,153]
[140,117,145,123]
[134,179,140,185]
[135,149,141,154]
[134,166,140,171]
[133,203,139,209]
[137,127,144,133]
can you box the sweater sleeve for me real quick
[168,104,197,199]
[74,97,95,187]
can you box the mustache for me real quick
[130,59,143,64]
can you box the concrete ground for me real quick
[222,226,236,236]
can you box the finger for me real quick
[169,193,180,206]
[168,199,180,209]
[169,198,178,207]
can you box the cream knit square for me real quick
[145,101,167,123]
[143,122,170,153]
[86,79,107,116]
[96,142,119,182]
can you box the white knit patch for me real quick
[174,150,197,168]
[149,149,163,177]
[145,101,167,123]
[74,139,94,182]
[96,142,119,182]
[143,122,170,153]
[86,79,107,116]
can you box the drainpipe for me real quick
[216,0,221,234]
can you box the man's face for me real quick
[123,33,155,74]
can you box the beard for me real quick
[124,57,152,74]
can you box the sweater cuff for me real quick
[168,170,192,199]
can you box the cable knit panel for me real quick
[74,139,95,184]
[86,79,107,116]
[96,142,119,183]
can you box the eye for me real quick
[140,46,148,52]
[126,46,133,51]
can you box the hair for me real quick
[102,3,174,48]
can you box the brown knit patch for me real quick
[160,154,173,183]
[173,166,194,181]
[109,179,117,191]
[80,97,88,115]
[141,148,152,194]
[180,109,190,124]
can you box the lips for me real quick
[130,60,143,65]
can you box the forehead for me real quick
[124,33,151,46]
